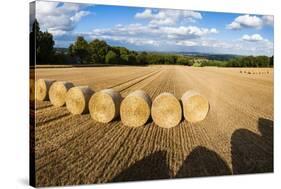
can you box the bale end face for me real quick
[49,81,74,107]
[35,79,56,101]
[120,90,151,127]
[181,91,209,123]
[89,89,122,123]
[151,92,182,128]
[66,86,94,115]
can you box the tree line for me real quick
[30,19,54,65]
[30,19,77,65]
[226,56,273,67]
[67,36,192,65]
[196,56,273,67]
[30,20,273,67]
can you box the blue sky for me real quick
[34,0,274,55]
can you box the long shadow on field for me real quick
[231,118,273,174]
[112,151,170,182]
[176,146,232,178]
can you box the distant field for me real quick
[34,65,273,186]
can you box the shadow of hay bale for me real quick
[231,118,273,174]
[111,151,170,182]
[176,146,231,178]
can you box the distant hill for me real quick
[128,50,242,61]
[55,48,242,61]
[175,52,242,61]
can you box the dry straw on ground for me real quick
[89,89,122,123]
[66,86,94,115]
[35,79,56,101]
[49,81,75,107]
[120,90,152,127]
[151,92,182,128]
[181,91,209,123]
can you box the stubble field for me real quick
[33,65,273,186]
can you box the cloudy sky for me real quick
[33,0,274,56]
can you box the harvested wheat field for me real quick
[33,65,273,186]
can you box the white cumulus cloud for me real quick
[135,9,153,19]
[241,34,263,42]
[85,24,218,44]
[262,15,274,26]
[162,26,218,39]
[135,9,202,26]
[227,14,263,30]
[35,1,90,36]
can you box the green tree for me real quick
[71,36,90,64]
[176,56,190,65]
[136,52,148,65]
[37,31,55,64]
[270,56,274,67]
[68,44,74,56]
[256,56,269,67]
[30,19,55,64]
[116,47,130,64]
[127,54,137,64]
[29,19,40,66]
[89,39,110,64]
[105,50,118,64]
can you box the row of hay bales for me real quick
[35,79,209,128]
[239,70,270,75]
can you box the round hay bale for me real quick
[35,79,56,101]
[151,92,182,128]
[89,89,122,123]
[66,86,94,115]
[30,78,35,101]
[49,81,74,107]
[181,91,209,123]
[120,90,152,127]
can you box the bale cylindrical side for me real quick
[120,90,152,127]
[49,81,74,107]
[30,78,35,101]
[35,79,56,101]
[89,89,122,123]
[151,92,182,128]
[181,90,209,123]
[66,86,94,115]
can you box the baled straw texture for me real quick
[35,79,56,101]
[181,90,209,123]
[151,92,182,128]
[49,81,74,107]
[66,86,94,115]
[120,90,152,127]
[89,89,122,123]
